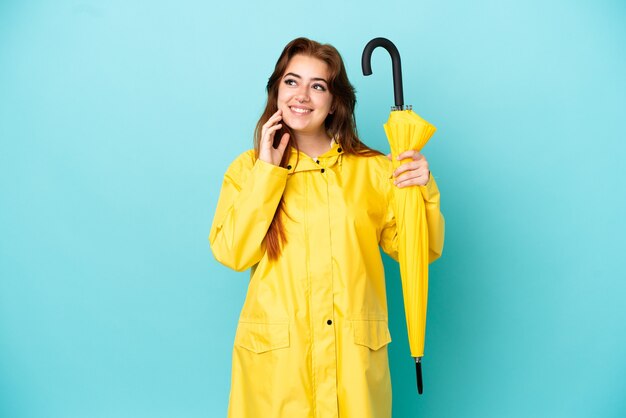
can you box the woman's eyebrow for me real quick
[284,72,328,84]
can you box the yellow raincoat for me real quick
[210,141,444,418]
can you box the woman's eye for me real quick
[284,79,297,86]
[313,84,327,91]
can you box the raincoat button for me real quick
[316,160,320,164]
[287,165,292,170]
[337,147,342,153]
[321,168,325,173]
[327,320,332,325]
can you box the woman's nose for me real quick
[295,86,309,102]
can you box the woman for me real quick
[210,37,444,418]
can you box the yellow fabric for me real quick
[384,109,438,358]
[210,142,444,418]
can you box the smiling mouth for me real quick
[290,106,312,114]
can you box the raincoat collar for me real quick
[286,139,344,174]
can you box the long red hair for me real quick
[255,38,381,260]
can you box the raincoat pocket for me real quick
[234,321,290,354]
[352,320,392,351]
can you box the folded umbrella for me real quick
[362,37,437,395]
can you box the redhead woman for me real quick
[209,37,445,418]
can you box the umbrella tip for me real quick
[415,357,423,395]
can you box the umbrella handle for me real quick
[361,37,404,108]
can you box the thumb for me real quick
[386,153,392,161]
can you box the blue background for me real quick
[1,0,625,417]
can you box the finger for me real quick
[394,167,429,184]
[393,160,422,177]
[269,109,282,118]
[264,124,282,135]
[396,149,421,161]
[262,111,284,129]
[263,115,282,130]
[395,173,429,188]
[394,159,429,177]
[395,150,415,161]
[262,124,283,143]
[386,153,392,161]
[276,133,290,155]
[394,161,417,176]
[394,171,416,185]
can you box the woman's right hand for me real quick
[259,109,290,166]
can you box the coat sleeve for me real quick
[379,172,445,264]
[209,151,289,271]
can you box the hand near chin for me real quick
[259,109,290,166]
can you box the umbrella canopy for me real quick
[384,109,436,359]
[363,38,437,394]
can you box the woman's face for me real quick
[277,54,333,138]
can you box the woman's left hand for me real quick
[388,150,430,188]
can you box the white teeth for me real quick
[291,107,311,114]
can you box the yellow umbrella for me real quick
[363,38,437,394]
